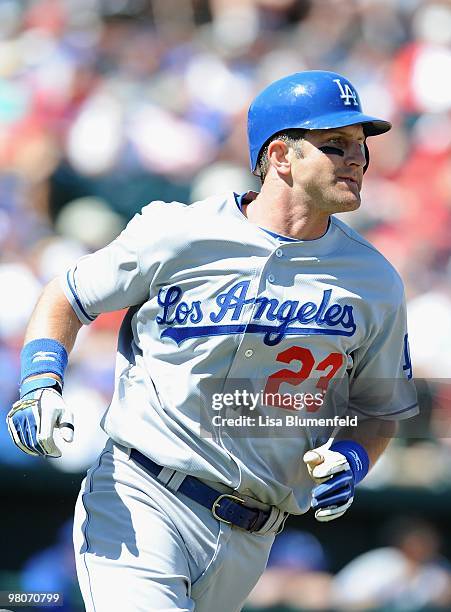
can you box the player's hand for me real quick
[7,388,74,458]
[303,444,354,522]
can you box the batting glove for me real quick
[303,441,369,522]
[7,379,74,458]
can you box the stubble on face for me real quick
[292,126,365,214]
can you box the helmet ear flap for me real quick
[363,141,370,174]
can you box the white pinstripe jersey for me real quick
[61,192,418,514]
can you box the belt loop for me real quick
[156,467,177,486]
[252,507,287,536]
[165,471,187,492]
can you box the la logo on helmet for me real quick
[333,79,358,106]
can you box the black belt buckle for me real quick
[212,493,270,533]
[212,493,247,526]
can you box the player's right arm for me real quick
[25,277,83,350]
[7,278,83,458]
[8,201,176,458]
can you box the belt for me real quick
[130,449,271,533]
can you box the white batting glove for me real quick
[303,443,354,522]
[7,388,74,458]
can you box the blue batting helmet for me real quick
[248,70,391,175]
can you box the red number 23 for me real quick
[264,346,344,412]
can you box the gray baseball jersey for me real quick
[61,192,418,514]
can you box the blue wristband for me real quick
[330,440,369,484]
[20,339,68,384]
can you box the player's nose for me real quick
[344,142,366,168]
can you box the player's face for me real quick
[290,124,366,213]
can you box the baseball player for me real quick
[7,70,418,612]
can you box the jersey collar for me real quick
[232,192,343,258]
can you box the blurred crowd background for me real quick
[1,0,451,610]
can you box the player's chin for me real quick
[330,193,361,213]
[327,183,361,211]
[342,196,361,211]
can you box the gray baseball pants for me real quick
[73,440,283,611]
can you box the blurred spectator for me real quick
[245,530,332,611]
[332,517,451,610]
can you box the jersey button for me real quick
[275,249,283,258]
[244,349,254,358]
[268,274,275,283]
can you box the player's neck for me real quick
[243,186,330,241]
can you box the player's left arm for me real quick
[304,276,418,522]
[334,416,397,467]
[303,419,396,522]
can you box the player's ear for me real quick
[267,140,291,177]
